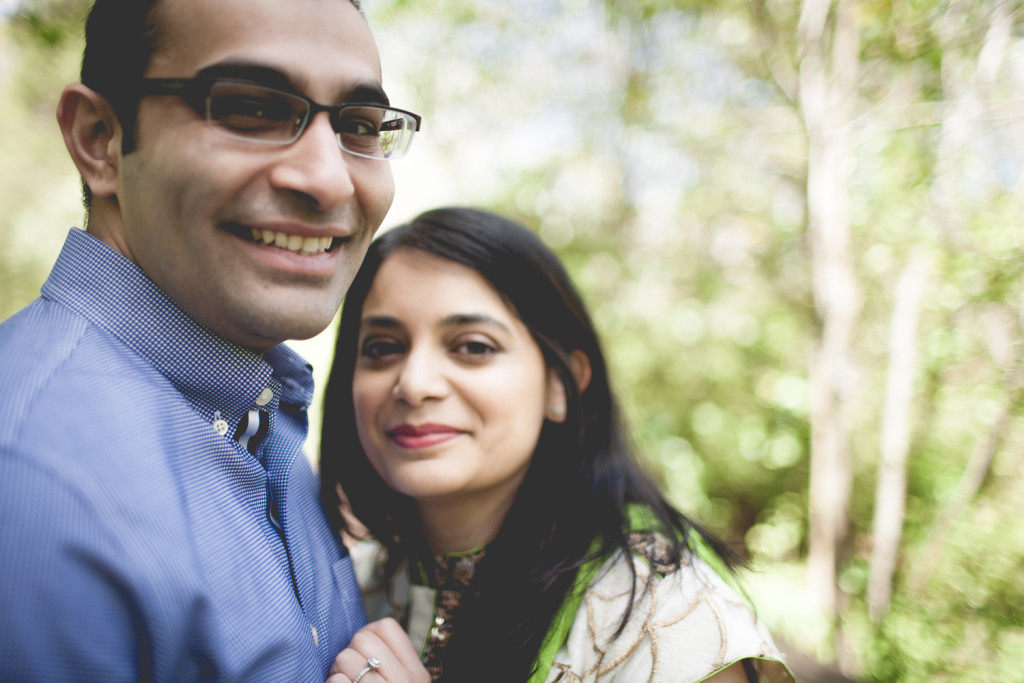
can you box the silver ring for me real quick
[353,656,382,683]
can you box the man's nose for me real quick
[267,111,356,211]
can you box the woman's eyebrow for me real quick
[440,313,511,333]
[360,314,402,329]
[360,313,512,333]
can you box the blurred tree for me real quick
[795,0,861,637]
[869,0,1018,625]
[364,0,1024,678]
[1,0,89,320]
[4,0,1024,679]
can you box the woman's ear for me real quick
[545,351,592,423]
[545,368,568,423]
[56,83,122,200]
[569,350,592,394]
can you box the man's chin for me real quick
[209,302,341,352]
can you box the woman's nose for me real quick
[392,348,449,406]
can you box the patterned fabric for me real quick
[353,535,793,683]
[0,228,365,681]
[422,548,487,679]
[548,541,794,682]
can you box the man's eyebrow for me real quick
[196,63,295,91]
[346,84,390,106]
[195,62,390,105]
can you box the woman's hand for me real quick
[326,618,431,683]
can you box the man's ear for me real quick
[56,83,122,200]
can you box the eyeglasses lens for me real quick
[334,106,412,159]
[206,82,306,143]
[205,82,414,159]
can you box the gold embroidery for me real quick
[549,539,790,682]
[626,531,678,576]
[419,548,486,681]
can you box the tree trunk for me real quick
[867,248,931,620]
[799,0,860,637]
[908,376,1020,593]
[902,0,1015,596]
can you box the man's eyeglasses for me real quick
[137,77,422,160]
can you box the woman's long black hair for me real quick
[320,207,740,682]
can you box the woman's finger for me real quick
[329,618,429,682]
[353,618,427,677]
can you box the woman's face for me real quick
[352,248,564,516]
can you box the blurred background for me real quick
[3,0,1023,679]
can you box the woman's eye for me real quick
[453,340,497,357]
[360,338,404,360]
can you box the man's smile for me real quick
[221,222,348,255]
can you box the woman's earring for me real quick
[548,404,566,421]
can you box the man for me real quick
[0,0,426,680]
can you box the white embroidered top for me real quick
[352,539,794,683]
[546,545,793,682]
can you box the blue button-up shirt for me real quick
[0,228,366,681]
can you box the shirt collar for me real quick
[42,228,315,427]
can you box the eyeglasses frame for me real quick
[135,76,422,160]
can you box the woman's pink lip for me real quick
[388,423,458,436]
[387,423,462,449]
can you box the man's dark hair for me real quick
[78,0,162,207]
[76,0,363,208]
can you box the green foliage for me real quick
[0,4,87,320]
[367,0,1024,678]
[845,476,1024,681]
[360,0,1024,674]
[10,0,88,48]
[4,0,1024,679]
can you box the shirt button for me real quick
[212,419,229,436]
[310,625,319,646]
[255,387,274,406]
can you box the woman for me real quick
[320,207,793,683]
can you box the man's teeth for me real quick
[250,228,333,255]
